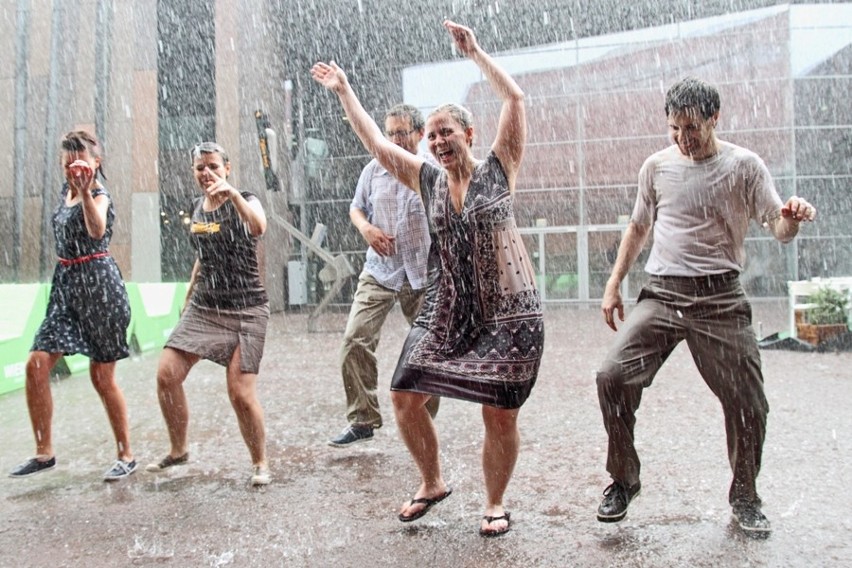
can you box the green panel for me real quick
[0,284,49,396]
[61,353,91,375]
[0,281,187,396]
[127,282,187,353]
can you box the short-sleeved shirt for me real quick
[188,191,268,310]
[632,140,783,277]
[350,152,433,291]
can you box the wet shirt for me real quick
[351,153,433,291]
[53,184,113,258]
[632,141,783,277]
[188,191,268,310]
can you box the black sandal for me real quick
[479,512,511,537]
[398,487,453,522]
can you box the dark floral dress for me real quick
[391,153,544,409]
[31,185,131,362]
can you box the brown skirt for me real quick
[165,302,269,374]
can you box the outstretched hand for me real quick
[203,167,237,200]
[66,159,95,196]
[444,20,479,56]
[780,196,816,222]
[310,61,348,94]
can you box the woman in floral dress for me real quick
[312,20,543,536]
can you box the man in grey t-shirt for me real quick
[328,104,439,447]
[594,77,816,536]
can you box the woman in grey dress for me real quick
[312,20,543,536]
[9,131,135,482]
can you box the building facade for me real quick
[1,1,848,310]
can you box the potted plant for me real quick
[797,286,850,346]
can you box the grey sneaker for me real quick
[597,481,641,522]
[104,459,138,481]
[733,502,772,536]
[9,456,56,478]
[328,424,374,447]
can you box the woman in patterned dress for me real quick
[9,131,136,481]
[312,20,543,536]
[145,142,271,487]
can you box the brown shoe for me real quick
[145,453,188,472]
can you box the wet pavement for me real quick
[1,301,850,567]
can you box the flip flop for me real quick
[145,453,189,473]
[398,487,453,522]
[479,512,511,537]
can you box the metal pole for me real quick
[39,1,62,278]
[95,0,113,144]
[13,0,30,281]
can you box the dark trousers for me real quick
[596,273,768,505]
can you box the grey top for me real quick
[632,140,784,277]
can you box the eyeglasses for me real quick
[385,129,416,139]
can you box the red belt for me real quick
[58,251,110,266]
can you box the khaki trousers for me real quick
[341,271,439,428]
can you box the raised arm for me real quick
[79,191,110,240]
[204,169,267,237]
[444,20,525,182]
[311,62,424,192]
[68,159,109,239]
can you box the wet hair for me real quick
[430,103,473,130]
[190,141,230,164]
[428,103,475,147]
[664,77,721,119]
[61,130,106,180]
[385,104,424,132]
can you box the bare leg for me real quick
[155,347,198,458]
[480,405,520,533]
[392,390,448,517]
[25,351,63,458]
[89,361,133,461]
[226,345,267,467]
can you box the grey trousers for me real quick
[596,273,768,506]
[341,271,439,428]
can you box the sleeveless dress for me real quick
[391,152,544,408]
[31,185,131,362]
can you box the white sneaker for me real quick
[250,466,271,486]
